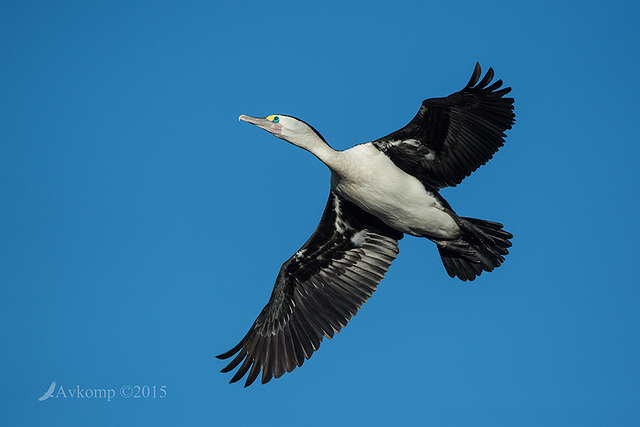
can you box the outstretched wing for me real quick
[217,192,403,387]
[372,63,515,189]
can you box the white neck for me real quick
[287,131,343,172]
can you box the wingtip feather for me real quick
[466,63,482,88]
[478,67,495,88]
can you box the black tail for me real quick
[435,217,512,281]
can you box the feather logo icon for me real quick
[38,381,56,401]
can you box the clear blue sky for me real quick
[2,1,639,425]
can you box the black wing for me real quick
[372,63,515,188]
[217,192,403,386]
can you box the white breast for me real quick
[330,143,460,239]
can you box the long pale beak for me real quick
[239,114,282,136]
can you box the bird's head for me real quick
[239,114,328,151]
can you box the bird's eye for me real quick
[273,116,280,123]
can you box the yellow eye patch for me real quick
[266,115,280,123]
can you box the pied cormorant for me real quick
[217,63,515,386]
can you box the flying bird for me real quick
[38,381,56,401]
[218,63,515,386]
